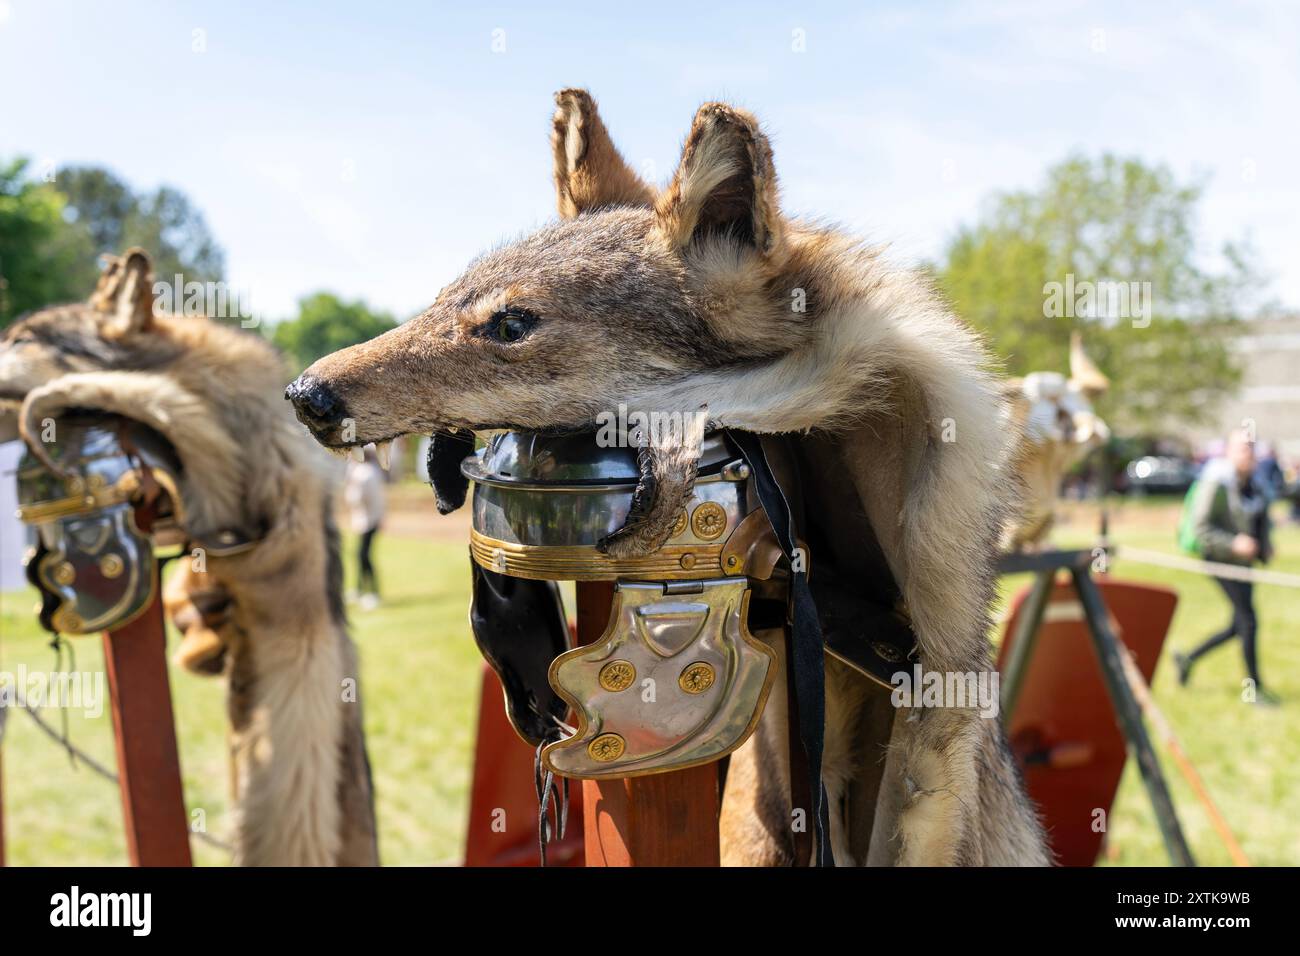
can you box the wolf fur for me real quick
[289,90,1049,865]
[0,251,378,866]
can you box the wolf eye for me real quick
[498,317,528,342]
[487,307,537,344]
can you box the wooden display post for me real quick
[575,581,721,867]
[102,576,192,867]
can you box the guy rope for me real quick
[0,682,232,855]
[1116,546,1300,589]
[1116,647,1251,867]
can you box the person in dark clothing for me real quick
[345,446,387,610]
[1184,577,1259,684]
[358,526,379,597]
[1175,430,1277,704]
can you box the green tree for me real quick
[0,159,227,326]
[936,154,1254,432]
[54,165,225,294]
[0,159,92,325]
[272,292,397,374]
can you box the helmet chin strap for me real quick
[468,561,574,867]
[116,418,265,556]
[726,430,835,867]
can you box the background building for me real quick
[1190,314,1300,462]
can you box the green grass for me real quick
[2,510,1296,865]
[0,533,482,866]
[1000,506,1300,867]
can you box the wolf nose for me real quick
[285,375,345,425]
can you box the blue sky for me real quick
[2,0,1297,320]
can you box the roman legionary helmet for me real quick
[460,430,785,779]
[15,414,255,635]
[436,426,917,865]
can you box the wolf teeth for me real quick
[375,440,392,471]
[350,445,365,463]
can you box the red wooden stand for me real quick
[463,666,584,866]
[103,578,192,866]
[575,581,721,867]
[998,566,1181,866]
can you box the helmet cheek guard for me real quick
[24,501,157,635]
[543,576,775,778]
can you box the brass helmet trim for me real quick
[464,431,771,582]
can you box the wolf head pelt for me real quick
[0,250,378,866]
[288,90,1049,865]
[1001,333,1111,550]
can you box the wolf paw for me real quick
[597,408,707,560]
[597,518,677,559]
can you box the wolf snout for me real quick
[285,374,347,431]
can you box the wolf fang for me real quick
[49,885,151,936]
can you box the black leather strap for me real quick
[727,430,834,867]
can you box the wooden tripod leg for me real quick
[575,581,721,867]
[999,568,1055,719]
[1070,567,1194,867]
[103,577,193,867]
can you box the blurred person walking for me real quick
[345,446,387,610]
[1175,430,1277,704]
[1254,441,1285,502]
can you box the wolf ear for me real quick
[1068,332,1109,400]
[656,103,782,254]
[551,89,654,219]
[89,248,155,338]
